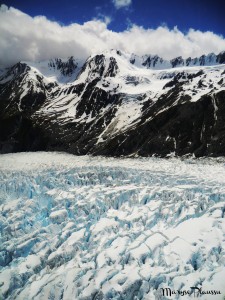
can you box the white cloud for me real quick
[94,13,112,25]
[0,5,225,67]
[112,0,132,9]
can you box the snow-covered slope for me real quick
[0,50,225,157]
[0,152,225,299]
[23,57,85,84]
[140,51,225,69]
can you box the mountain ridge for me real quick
[0,49,225,157]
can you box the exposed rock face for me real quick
[0,50,225,157]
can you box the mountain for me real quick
[0,50,225,157]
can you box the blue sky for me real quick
[1,0,225,66]
[3,0,225,36]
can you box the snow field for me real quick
[0,152,225,299]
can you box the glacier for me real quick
[0,152,225,299]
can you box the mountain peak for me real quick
[0,47,225,157]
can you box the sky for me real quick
[1,0,225,67]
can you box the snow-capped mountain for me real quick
[140,51,225,69]
[0,50,225,157]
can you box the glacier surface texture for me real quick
[0,152,225,299]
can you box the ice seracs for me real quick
[0,152,225,299]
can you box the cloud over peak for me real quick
[0,5,225,67]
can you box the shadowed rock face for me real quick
[0,50,225,157]
[91,91,225,157]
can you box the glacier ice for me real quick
[0,152,225,299]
